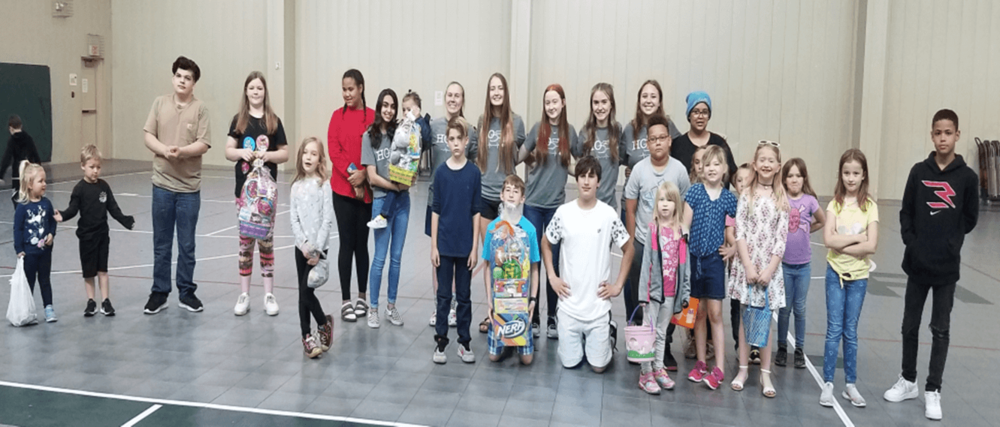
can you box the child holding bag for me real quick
[729,141,789,398]
[13,161,59,322]
[290,137,335,359]
[636,181,690,394]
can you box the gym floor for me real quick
[0,160,996,427]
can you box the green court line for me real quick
[0,382,423,427]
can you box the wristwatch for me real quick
[529,297,538,303]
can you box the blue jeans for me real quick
[524,205,559,321]
[151,186,200,298]
[823,264,868,383]
[779,262,811,348]
[369,192,410,309]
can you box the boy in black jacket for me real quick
[0,115,42,207]
[883,109,978,421]
[57,145,135,317]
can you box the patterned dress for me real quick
[728,193,790,310]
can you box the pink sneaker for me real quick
[653,368,675,390]
[638,371,661,395]
[704,366,724,390]
[687,360,708,382]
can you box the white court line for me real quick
[0,221,308,240]
[768,278,855,427]
[121,404,162,427]
[0,380,425,427]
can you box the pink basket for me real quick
[624,306,656,363]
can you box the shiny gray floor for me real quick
[0,160,997,427]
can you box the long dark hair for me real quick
[527,84,570,168]
[368,89,398,149]
[782,157,818,199]
[342,69,367,121]
[630,80,667,145]
[582,82,620,162]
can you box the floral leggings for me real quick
[239,236,274,277]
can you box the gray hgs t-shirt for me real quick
[524,122,578,209]
[360,131,393,198]
[574,125,620,209]
[619,118,682,202]
[477,115,526,201]
[427,117,478,206]
[623,156,690,246]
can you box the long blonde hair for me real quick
[653,181,683,229]
[745,144,787,216]
[293,137,329,185]
[17,161,44,204]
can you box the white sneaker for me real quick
[264,293,279,316]
[884,375,919,402]
[820,382,835,407]
[925,390,942,420]
[448,307,457,327]
[458,342,475,363]
[386,306,404,326]
[842,383,867,407]
[429,310,437,326]
[234,292,250,316]
[367,308,380,329]
[433,344,447,364]
[367,216,388,229]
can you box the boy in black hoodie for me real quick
[0,115,42,207]
[883,109,978,421]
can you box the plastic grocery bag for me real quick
[7,258,38,327]
[307,252,329,289]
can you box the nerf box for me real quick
[488,220,532,347]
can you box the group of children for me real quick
[6,59,976,421]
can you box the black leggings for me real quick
[332,193,371,301]
[296,249,327,338]
[24,249,53,307]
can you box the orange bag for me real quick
[671,297,699,329]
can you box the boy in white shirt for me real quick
[544,156,634,372]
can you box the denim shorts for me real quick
[690,252,726,300]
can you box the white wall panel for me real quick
[527,0,859,195]
[295,0,512,150]
[111,0,269,167]
[877,0,1000,199]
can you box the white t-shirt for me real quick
[546,199,631,322]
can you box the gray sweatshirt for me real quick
[290,177,336,253]
[623,156,690,246]
[522,122,578,209]
[477,115,526,201]
[638,222,691,311]
[619,118,682,203]
[574,125,621,209]
[360,131,394,199]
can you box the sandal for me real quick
[479,317,490,333]
[341,302,357,322]
[731,366,749,391]
[761,369,776,398]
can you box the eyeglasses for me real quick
[648,135,671,144]
[758,140,780,147]
[690,109,710,117]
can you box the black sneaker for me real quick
[83,299,97,317]
[100,299,116,316]
[794,347,806,369]
[143,292,168,314]
[178,294,204,312]
[775,345,787,367]
[664,350,678,371]
[750,348,761,365]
